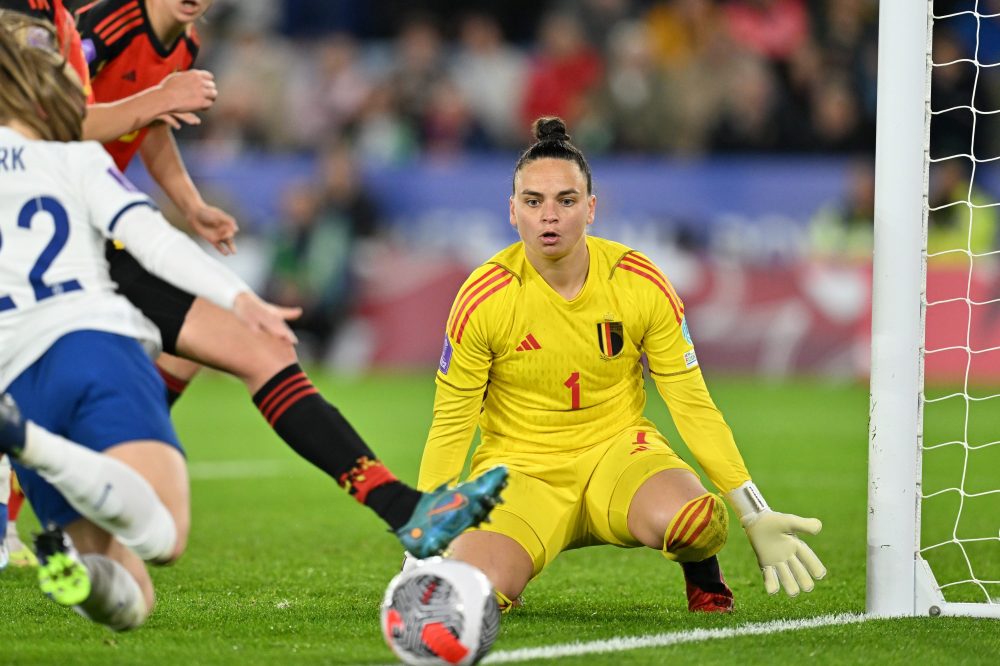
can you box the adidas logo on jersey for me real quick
[515,334,541,352]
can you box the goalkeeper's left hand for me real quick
[727,481,826,596]
[741,509,826,596]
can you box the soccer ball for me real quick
[381,557,501,666]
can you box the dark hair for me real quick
[512,116,592,195]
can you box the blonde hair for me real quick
[0,10,85,141]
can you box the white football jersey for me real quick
[0,127,160,390]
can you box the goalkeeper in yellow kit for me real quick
[416,116,826,612]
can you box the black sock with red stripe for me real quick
[252,364,420,530]
[681,555,728,594]
[157,366,190,407]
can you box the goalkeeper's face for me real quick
[510,157,595,263]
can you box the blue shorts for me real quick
[9,330,182,528]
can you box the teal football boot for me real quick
[397,465,508,559]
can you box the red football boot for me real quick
[685,579,734,613]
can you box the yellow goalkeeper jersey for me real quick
[419,235,751,494]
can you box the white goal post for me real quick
[868,0,1000,619]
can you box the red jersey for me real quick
[0,0,94,102]
[76,0,199,170]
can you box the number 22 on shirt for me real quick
[0,196,81,312]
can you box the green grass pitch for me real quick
[1,371,998,664]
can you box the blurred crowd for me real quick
[62,0,1000,359]
[168,0,886,160]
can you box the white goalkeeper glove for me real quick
[726,481,827,596]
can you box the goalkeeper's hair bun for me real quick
[514,116,592,194]
[532,116,571,144]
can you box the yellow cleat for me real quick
[6,526,39,567]
[35,528,91,607]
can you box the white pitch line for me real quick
[187,459,305,480]
[482,612,868,663]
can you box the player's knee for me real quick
[475,565,527,614]
[130,504,182,565]
[262,336,297,368]
[242,340,297,387]
[168,507,190,562]
[152,514,188,565]
[661,492,729,563]
[159,526,187,565]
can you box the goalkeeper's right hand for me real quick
[726,482,827,596]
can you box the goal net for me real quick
[869,0,1000,618]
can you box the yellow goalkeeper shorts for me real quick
[467,417,696,576]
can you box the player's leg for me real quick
[155,353,202,406]
[448,530,534,612]
[111,250,419,524]
[106,247,199,407]
[1,417,178,629]
[587,424,733,612]
[447,458,581,610]
[0,333,189,630]
[60,440,189,615]
[174,295,296,390]
[627,468,733,611]
[626,468,719,551]
[0,332,185,563]
[13,436,186,630]
[103,441,189,563]
[112,252,506,555]
[176,296,506,554]
[1,406,179,563]
[176,296,422,519]
[36,518,153,630]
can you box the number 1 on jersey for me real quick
[564,371,581,410]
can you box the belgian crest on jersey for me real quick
[597,320,624,359]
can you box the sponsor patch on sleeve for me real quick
[684,350,698,368]
[438,335,454,375]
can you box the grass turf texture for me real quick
[1,372,997,664]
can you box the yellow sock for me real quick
[662,492,728,563]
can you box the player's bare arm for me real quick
[105,195,297,344]
[138,123,239,254]
[83,69,217,142]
